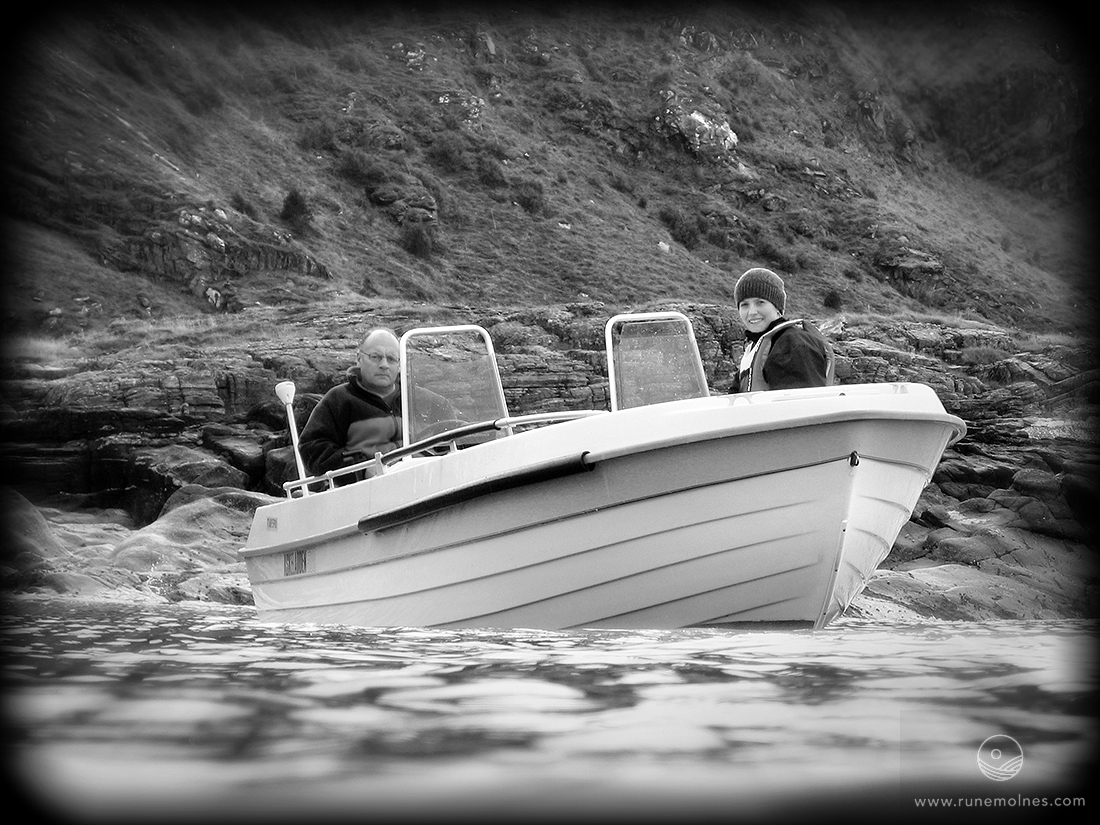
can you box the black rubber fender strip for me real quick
[358,452,595,534]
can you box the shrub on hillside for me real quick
[672,222,700,249]
[657,205,703,250]
[608,173,634,194]
[280,189,312,233]
[476,154,508,188]
[230,192,258,219]
[400,222,434,258]
[512,179,545,214]
[336,149,388,189]
[427,133,469,173]
[729,116,755,143]
[298,120,337,153]
[706,228,730,248]
[656,204,678,224]
[754,237,798,272]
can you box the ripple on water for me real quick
[2,600,1095,819]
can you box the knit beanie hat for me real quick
[734,268,786,314]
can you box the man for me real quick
[298,327,452,480]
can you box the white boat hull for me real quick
[240,383,964,630]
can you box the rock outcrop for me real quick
[1,299,1097,618]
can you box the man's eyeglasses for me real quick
[360,351,400,366]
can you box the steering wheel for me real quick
[415,419,471,440]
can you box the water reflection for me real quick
[3,598,1096,821]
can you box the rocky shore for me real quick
[2,299,1098,623]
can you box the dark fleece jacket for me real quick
[298,367,403,476]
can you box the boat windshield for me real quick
[605,312,710,411]
[400,325,511,445]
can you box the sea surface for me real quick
[2,597,1095,822]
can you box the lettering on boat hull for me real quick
[284,550,308,576]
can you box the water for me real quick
[2,597,1096,822]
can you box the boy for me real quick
[732,267,834,392]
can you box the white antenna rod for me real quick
[275,381,309,496]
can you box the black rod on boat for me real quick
[275,381,310,496]
[358,452,595,534]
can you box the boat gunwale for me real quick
[278,383,964,498]
[275,384,959,489]
[579,402,964,465]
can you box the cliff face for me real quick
[3,1,1095,339]
[1,4,1096,618]
[843,2,1092,194]
[1,296,1096,621]
[2,296,1095,521]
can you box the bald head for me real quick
[360,328,399,350]
[356,328,400,395]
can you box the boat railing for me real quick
[281,410,606,497]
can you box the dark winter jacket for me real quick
[298,367,453,478]
[733,317,834,393]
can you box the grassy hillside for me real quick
[3,1,1094,342]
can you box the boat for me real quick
[239,311,966,630]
